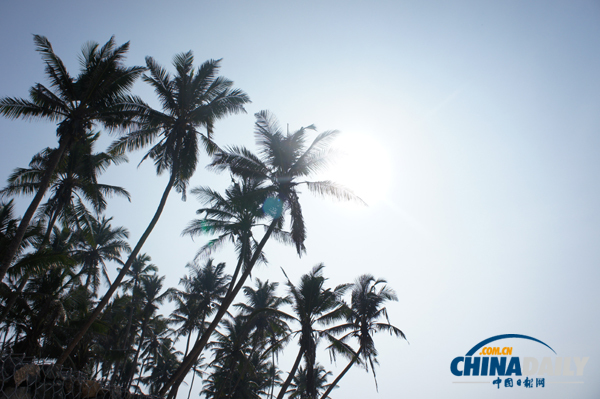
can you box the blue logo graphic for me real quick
[450,334,589,390]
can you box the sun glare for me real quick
[326,132,392,207]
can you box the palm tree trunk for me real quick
[270,350,276,399]
[186,366,197,399]
[42,203,62,243]
[126,318,148,391]
[0,141,67,281]
[118,278,141,383]
[161,218,279,398]
[226,255,244,297]
[184,330,193,358]
[55,169,177,367]
[307,344,316,398]
[319,346,362,399]
[276,347,304,399]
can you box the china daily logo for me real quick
[450,334,589,389]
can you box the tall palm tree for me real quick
[320,275,406,399]
[276,264,348,399]
[289,363,332,399]
[203,314,272,399]
[0,35,145,277]
[125,273,170,391]
[163,111,360,397]
[12,249,81,357]
[138,316,182,396]
[184,177,270,296]
[56,51,249,367]
[0,211,66,326]
[73,215,130,296]
[117,253,158,382]
[170,259,230,357]
[2,132,130,242]
[236,278,291,353]
[234,279,292,399]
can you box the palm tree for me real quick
[277,264,349,399]
[236,278,291,353]
[56,51,249,367]
[0,200,40,261]
[2,132,130,242]
[203,315,272,399]
[164,111,360,397]
[289,364,332,399]
[0,134,129,328]
[171,259,230,357]
[73,215,130,296]
[12,249,81,357]
[116,254,158,382]
[0,35,145,277]
[138,316,182,396]
[125,273,170,390]
[0,211,66,327]
[320,275,406,399]
[236,279,292,399]
[184,177,270,296]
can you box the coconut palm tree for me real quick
[56,51,249,367]
[0,200,41,262]
[203,314,272,399]
[236,278,291,354]
[320,275,406,399]
[74,215,130,296]
[2,132,130,242]
[164,111,360,397]
[0,35,145,278]
[277,264,349,399]
[231,279,292,399]
[115,253,158,383]
[125,273,170,391]
[12,249,82,357]
[0,201,49,314]
[289,363,332,399]
[184,177,270,296]
[0,213,67,328]
[169,257,230,396]
[138,316,182,396]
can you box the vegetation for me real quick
[0,36,406,399]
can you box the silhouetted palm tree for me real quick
[170,259,230,358]
[277,264,349,399]
[57,51,249,367]
[184,177,270,295]
[2,132,130,242]
[116,254,158,382]
[165,111,359,397]
[289,363,332,399]
[235,279,292,399]
[125,274,170,390]
[74,215,130,296]
[139,317,182,396]
[320,275,406,399]
[0,35,144,277]
[204,315,271,399]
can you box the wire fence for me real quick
[0,353,160,399]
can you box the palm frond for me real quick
[304,180,366,204]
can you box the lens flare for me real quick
[262,197,283,218]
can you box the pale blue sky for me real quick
[1,1,599,398]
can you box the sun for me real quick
[325,132,392,206]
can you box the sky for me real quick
[1,1,600,398]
